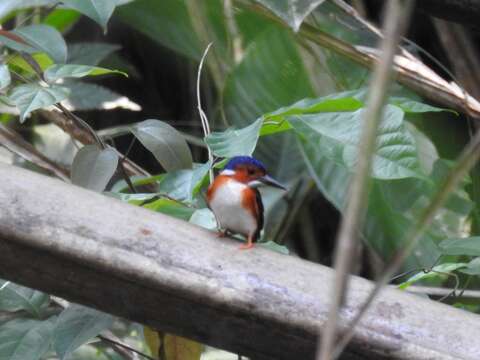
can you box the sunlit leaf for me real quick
[54,304,114,360]
[0,63,10,90]
[8,53,54,74]
[163,334,203,360]
[44,9,81,32]
[143,198,195,221]
[131,119,192,171]
[439,237,480,256]
[71,145,119,192]
[391,97,455,114]
[157,163,209,203]
[206,119,262,158]
[0,317,56,360]
[44,64,126,83]
[0,1,55,19]
[397,262,468,290]
[13,25,67,63]
[0,280,49,317]
[254,0,327,32]
[61,0,116,31]
[9,84,70,122]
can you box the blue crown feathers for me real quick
[224,156,266,171]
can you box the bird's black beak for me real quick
[259,175,287,191]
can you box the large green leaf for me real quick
[13,25,67,63]
[157,163,210,203]
[0,317,56,360]
[143,198,195,221]
[0,63,10,90]
[44,64,126,83]
[130,119,193,171]
[289,105,426,180]
[61,0,116,31]
[71,145,119,192]
[54,304,114,360]
[223,26,315,180]
[298,132,440,267]
[439,237,480,256]
[9,84,70,122]
[0,280,49,317]
[254,0,327,32]
[206,119,262,158]
[117,0,201,60]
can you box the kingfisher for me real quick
[206,156,286,249]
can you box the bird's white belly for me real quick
[209,181,257,236]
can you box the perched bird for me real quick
[206,156,286,249]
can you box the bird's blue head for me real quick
[221,156,286,190]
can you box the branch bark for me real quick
[1,165,480,359]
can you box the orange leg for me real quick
[216,229,228,238]
[239,234,255,250]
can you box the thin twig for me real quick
[318,2,414,360]
[332,120,480,358]
[196,42,214,184]
[0,123,70,181]
[99,334,155,360]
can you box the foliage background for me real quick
[1,0,479,359]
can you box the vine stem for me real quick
[317,2,415,359]
[196,42,214,184]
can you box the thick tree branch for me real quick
[1,164,480,359]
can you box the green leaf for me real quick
[260,94,364,136]
[131,119,193,171]
[143,198,195,221]
[158,163,209,203]
[67,42,120,66]
[254,0,327,32]
[289,105,426,180]
[460,257,480,275]
[44,64,126,83]
[0,317,56,360]
[0,63,10,90]
[189,208,217,230]
[54,304,114,360]
[298,135,440,267]
[13,25,67,63]
[223,26,315,180]
[0,280,49,317]
[391,97,455,114]
[206,118,263,158]
[71,145,119,192]
[8,53,54,74]
[397,262,468,290]
[0,1,55,18]
[9,84,70,122]
[61,0,116,31]
[117,0,201,60]
[439,237,480,256]
[44,9,82,32]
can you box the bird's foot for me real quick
[216,229,228,238]
[239,239,254,250]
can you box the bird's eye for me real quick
[247,168,255,176]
